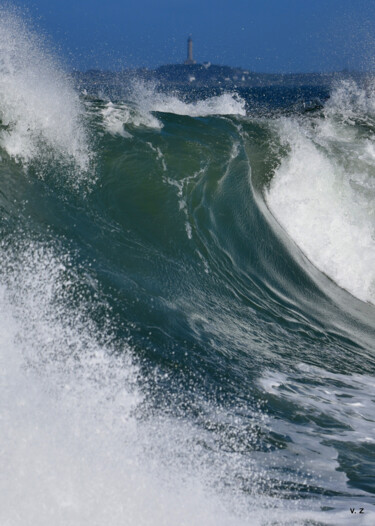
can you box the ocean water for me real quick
[1,9,375,526]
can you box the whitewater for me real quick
[0,8,374,526]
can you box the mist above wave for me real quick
[0,7,93,184]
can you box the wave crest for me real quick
[0,8,93,184]
[266,80,375,305]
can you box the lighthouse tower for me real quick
[184,36,196,65]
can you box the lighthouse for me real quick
[184,36,196,65]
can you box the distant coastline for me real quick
[73,64,365,88]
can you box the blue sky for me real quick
[16,0,375,72]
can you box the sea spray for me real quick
[266,80,375,304]
[0,236,301,526]
[99,80,246,136]
[0,7,93,185]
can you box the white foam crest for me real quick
[266,107,375,304]
[324,78,375,123]
[99,83,245,135]
[130,81,246,117]
[150,92,246,117]
[0,8,92,176]
[100,102,133,137]
[100,100,162,134]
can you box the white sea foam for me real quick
[0,8,93,180]
[324,78,375,122]
[100,100,162,133]
[148,91,246,117]
[132,81,246,117]
[100,102,133,137]
[100,82,246,135]
[266,80,375,304]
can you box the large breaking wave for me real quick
[0,7,375,526]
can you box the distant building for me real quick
[184,36,196,65]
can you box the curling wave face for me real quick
[266,79,375,305]
[1,8,375,526]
